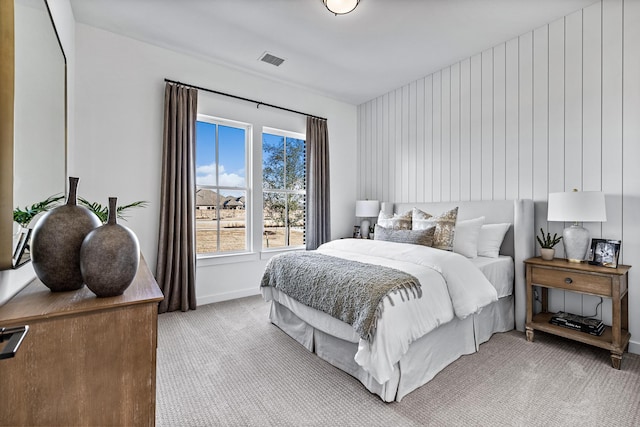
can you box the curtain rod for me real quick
[164,78,327,121]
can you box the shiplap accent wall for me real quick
[357,0,640,351]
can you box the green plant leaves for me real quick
[12,194,64,227]
[537,227,562,249]
[14,195,148,227]
[77,198,148,224]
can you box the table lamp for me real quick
[547,190,607,262]
[355,200,379,239]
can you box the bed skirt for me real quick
[267,291,514,402]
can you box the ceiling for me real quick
[69,0,597,105]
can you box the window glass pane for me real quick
[196,187,246,253]
[196,186,218,253]
[262,192,305,249]
[218,125,246,187]
[196,117,249,256]
[195,121,217,187]
[285,138,306,191]
[262,133,285,190]
[263,192,285,249]
[218,190,246,252]
[288,193,306,246]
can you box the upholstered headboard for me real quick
[387,200,535,332]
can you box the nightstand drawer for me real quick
[531,267,612,296]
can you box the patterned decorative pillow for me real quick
[412,207,459,251]
[374,224,435,247]
[377,210,412,230]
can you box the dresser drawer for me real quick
[531,267,612,296]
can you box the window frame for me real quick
[261,126,307,251]
[195,114,252,257]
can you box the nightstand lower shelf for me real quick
[527,312,631,355]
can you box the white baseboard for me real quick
[197,287,261,306]
[628,339,639,355]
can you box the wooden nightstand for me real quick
[524,257,631,369]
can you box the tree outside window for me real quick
[262,131,306,249]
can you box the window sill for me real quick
[260,246,305,261]
[196,246,306,266]
[197,252,259,267]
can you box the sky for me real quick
[195,120,301,194]
[195,121,246,188]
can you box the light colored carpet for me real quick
[156,295,640,426]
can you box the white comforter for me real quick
[289,239,498,383]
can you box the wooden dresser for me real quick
[0,257,163,426]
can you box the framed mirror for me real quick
[13,0,67,261]
[0,0,67,300]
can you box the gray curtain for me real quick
[157,83,198,313]
[305,116,331,250]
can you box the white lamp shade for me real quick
[547,191,607,222]
[355,200,379,218]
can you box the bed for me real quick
[261,199,534,402]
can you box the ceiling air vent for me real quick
[259,52,285,67]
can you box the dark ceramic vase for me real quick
[31,177,102,292]
[80,197,140,297]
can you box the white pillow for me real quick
[377,210,412,230]
[477,223,511,258]
[452,216,485,258]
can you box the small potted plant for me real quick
[537,228,562,260]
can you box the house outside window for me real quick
[262,128,306,249]
[195,115,250,254]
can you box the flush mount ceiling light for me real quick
[323,0,360,16]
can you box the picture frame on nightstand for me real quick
[12,228,31,268]
[353,225,361,238]
[588,238,621,268]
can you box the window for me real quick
[195,115,250,254]
[194,115,306,256]
[262,129,306,249]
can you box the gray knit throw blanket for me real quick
[261,252,422,342]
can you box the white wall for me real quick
[357,0,640,353]
[73,24,357,304]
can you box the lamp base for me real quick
[562,224,590,262]
[360,219,371,239]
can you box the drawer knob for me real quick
[565,277,573,284]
